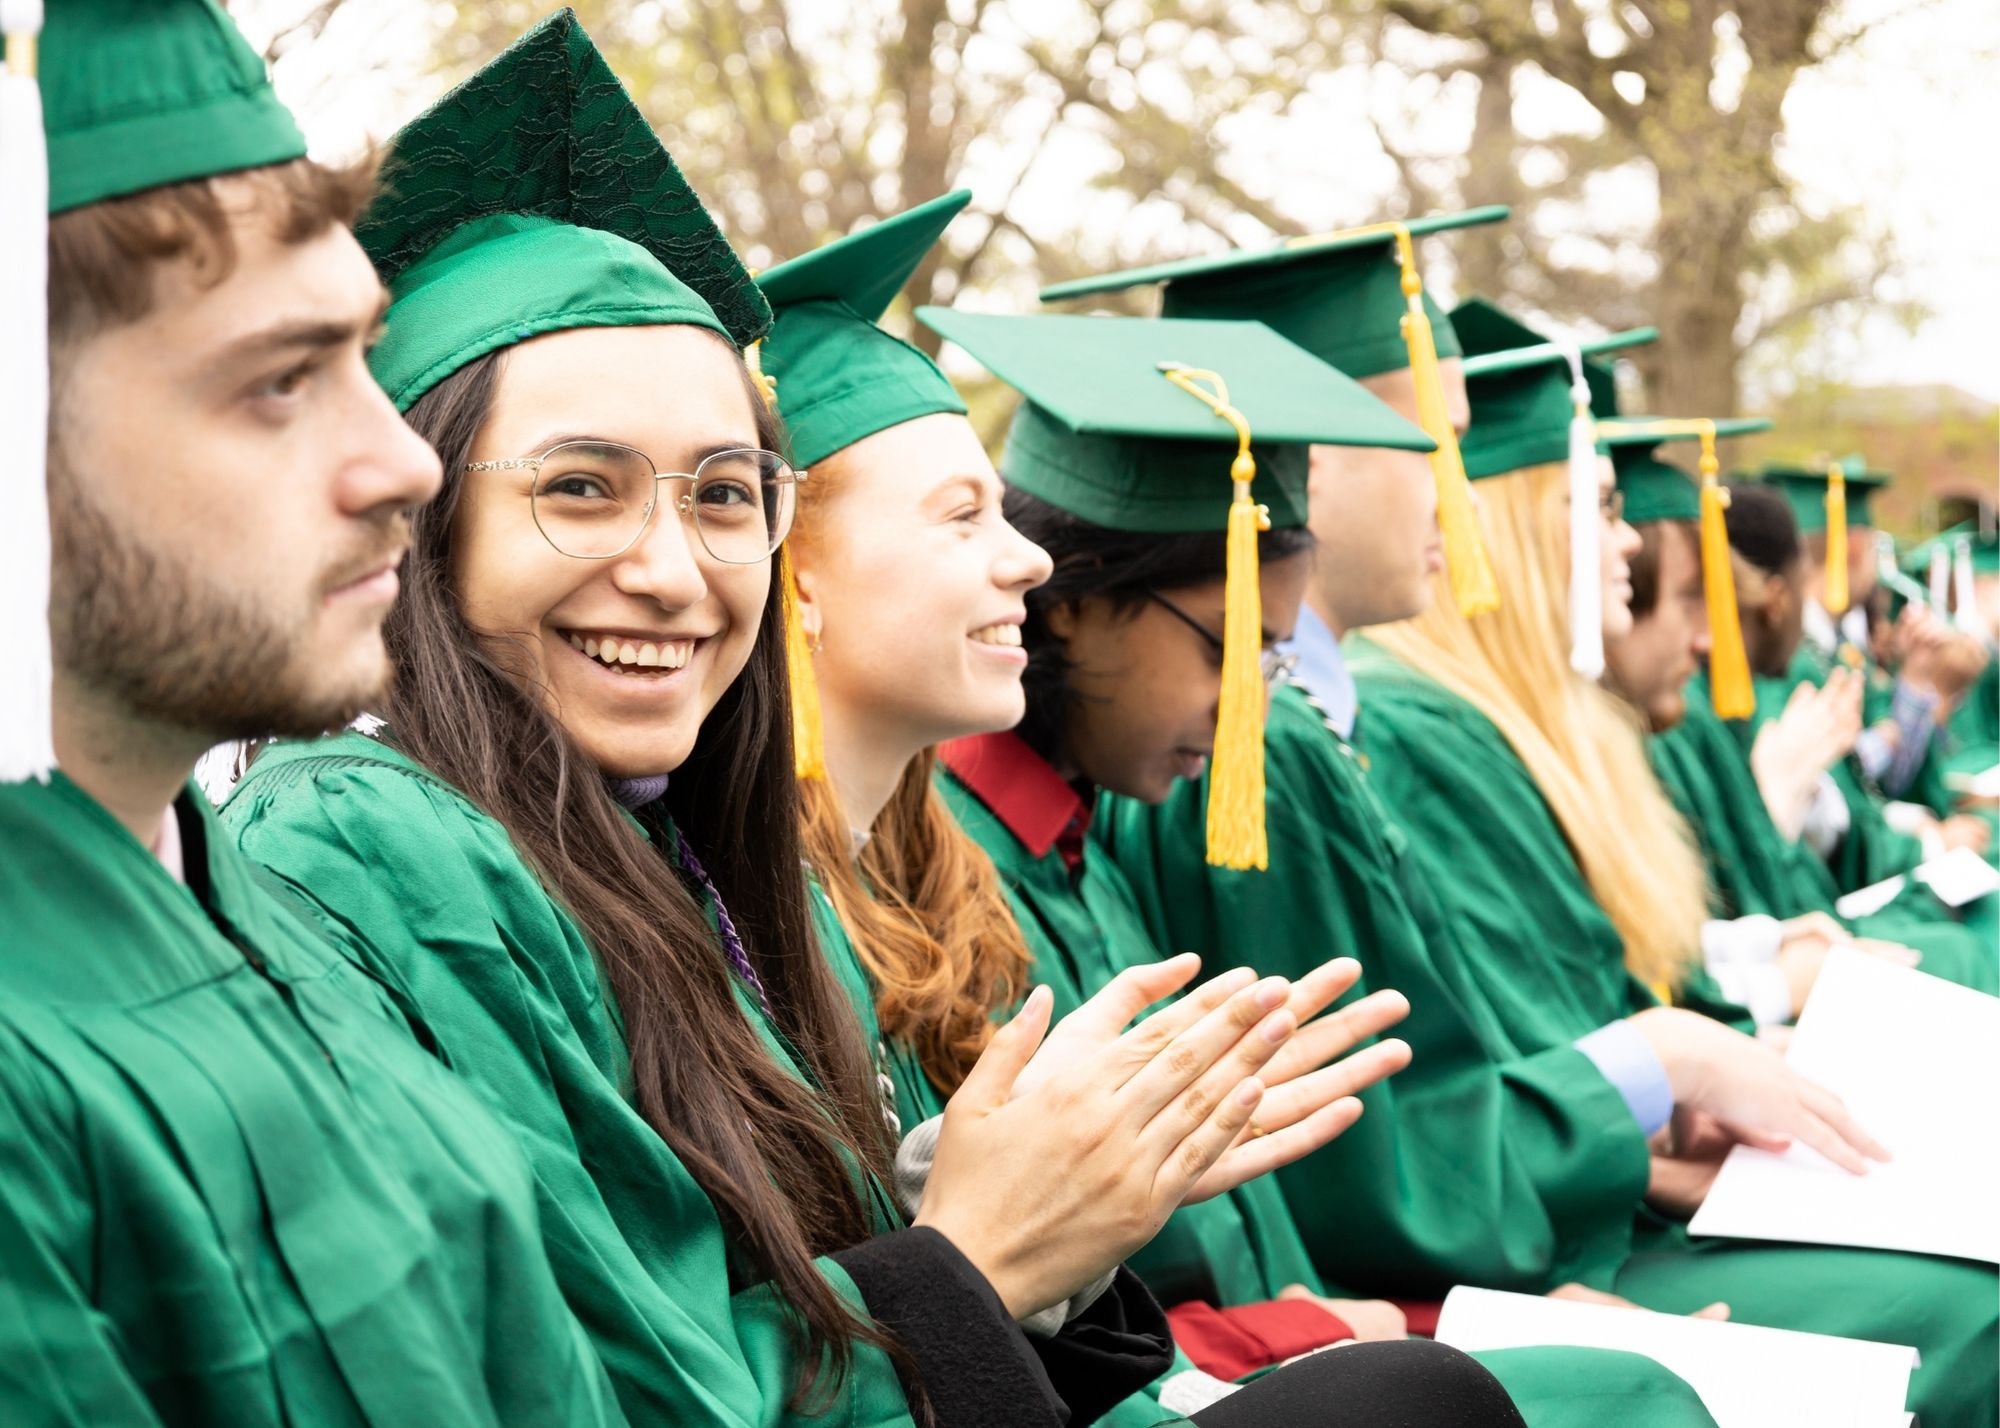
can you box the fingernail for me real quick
[1256,977,1290,1009]
[1236,1079,1264,1107]
[1261,1011,1295,1043]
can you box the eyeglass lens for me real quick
[530,441,794,562]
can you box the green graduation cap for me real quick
[1601,418,1775,525]
[1758,456,1891,533]
[913,310,1433,534]
[43,0,308,214]
[359,9,767,413]
[1453,298,1658,480]
[915,309,1431,873]
[1037,206,1507,378]
[755,190,971,469]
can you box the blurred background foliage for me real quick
[237,0,1996,535]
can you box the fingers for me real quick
[1067,953,1204,1039]
[1280,957,1364,1025]
[1106,966,1259,1069]
[1113,975,1291,1112]
[1257,1040,1411,1134]
[1690,1303,1731,1321]
[1852,937,1920,967]
[1153,1075,1265,1207]
[1263,989,1410,1085]
[1796,1079,1891,1168]
[952,985,1053,1112]
[1180,1096,1367,1204]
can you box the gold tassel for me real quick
[1823,460,1849,616]
[781,549,827,781]
[1159,364,1269,870]
[1697,423,1755,720]
[744,337,779,410]
[1391,228,1498,616]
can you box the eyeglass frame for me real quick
[1600,486,1626,522]
[1144,590,1300,688]
[464,439,807,564]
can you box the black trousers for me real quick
[1189,1340,1527,1428]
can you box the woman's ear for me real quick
[790,555,825,649]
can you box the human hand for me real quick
[1645,1108,1738,1217]
[1627,1006,1891,1175]
[1276,1284,1407,1342]
[918,971,1294,1318]
[1549,1282,1729,1320]
[1939,813,1993,856]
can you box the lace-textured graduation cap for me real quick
[915,310,1432,871]
[755,190,971,469]
[359,8,767,412]
[1602,418,1775,525]
[44,0,307,214]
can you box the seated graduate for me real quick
[223,15,1361,1428]
[1601,422,1995,1004]
[1333,298,1997,1424]
[1757,461,1991,872]
[0,3,626,1422]
[1708,483,2000,974]
[758,190,1536,1428]
[1899,522,2000,781]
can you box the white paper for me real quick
[1835,874,1906,921]
[1435,1286,1916,1428]
[1689,949,2000,1264]
[1943,763,2000,799]
[1911,845,2000,908]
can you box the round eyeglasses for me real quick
[465,440,804,563]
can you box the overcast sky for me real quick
[241,0,2000,407]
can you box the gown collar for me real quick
[937,731,1092,863]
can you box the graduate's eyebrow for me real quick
[510,433,756,466]
[919,472,987,513]
[215,287,393,369]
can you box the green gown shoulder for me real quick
[0,772,621,1428]
[223,732,917,1428]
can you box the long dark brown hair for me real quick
[390,334,901,1408]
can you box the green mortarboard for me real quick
[359,9,767,413]
[1038,207,1507,379]
[1758,457,1890,533]
[913,310,1433,534]
[1600,418,1775,525]
[1452,298,1657,479]
[756,190,971,469]
[44,0,308,214]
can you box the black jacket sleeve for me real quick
[833,1232,1176,1428]
[834,1226,1065,1427]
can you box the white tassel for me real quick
[1952,534,1978,634]
[0,0,54,783]
[1559,342,1603,680]
[1929,546,1950,612]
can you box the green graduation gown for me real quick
[0,773,622,1428]
[941,733,1721,1428]
[222,734,923,1428]
[1343,641,1998,1427]
[1650,686,1996,995]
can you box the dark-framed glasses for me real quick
[1600,487,1626,522]
[465,440,803,563]
[1146,590,1300,688]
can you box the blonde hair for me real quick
[791,444,1034,1096]
[1369,461,1707,989]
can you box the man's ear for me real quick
[1042,599,1080,642]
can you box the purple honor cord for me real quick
[606,773,772,1016]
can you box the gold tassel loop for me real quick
[1158,363,1270,870]
[1696,424,1755,720]
[781,549,827,781]
[744,337,780,410]
[1823,459,1849,616]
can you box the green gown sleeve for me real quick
[224,740,917,1428]
[0,1033,164,1428]
[1100,684,1649,1295]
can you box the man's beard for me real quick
[49,463,394,743]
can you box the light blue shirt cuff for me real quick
[1574,1021,1675,1136]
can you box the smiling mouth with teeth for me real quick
[968,623,1023,648]
[565,632,696,672]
